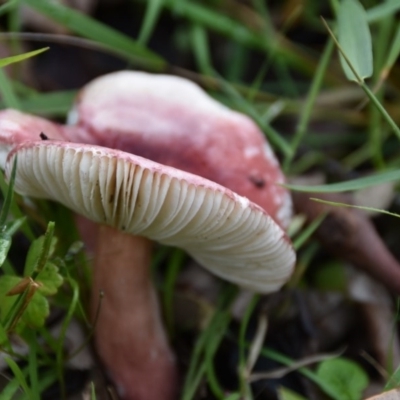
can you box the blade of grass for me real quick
[238,294,260,398]
[205,310,232,399]
[91,382,96,399]
[0,48,49,109]
[285,168,400,192]
[0,172,35,241]
[190,24,213,76]
[26,331,40,400]
[56,276,79,400]
[310,198,400,218]
[0,0,18,18]
[0,158,17,227]
[292,213,326,250]
[283,38,335,171]
[163,249,185,335]
[137,0,164,45]
[0,68,19,109]
[0,377,21,400]
[4,358,32,399]
[0,47,49,68]
[384,23,400,76]
[17,90,77,116]
[164,0,323,79]
[182,286,237,400]
[259,348,342,400]
[215,75,292,156]
[30,222,55,279]
[23,0,165,69]
[367,0,400,23]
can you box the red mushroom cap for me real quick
[68,71,292,228]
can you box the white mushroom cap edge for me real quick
[5,141,296,293]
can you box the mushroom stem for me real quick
[92,225,178,400]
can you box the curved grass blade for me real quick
[285,169,400,193]
[0,47,48,68]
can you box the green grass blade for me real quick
[0,47,48,68]
[26,331,40,400]
[23,0,165,69]
[367,0,400,23]
[4,358,32,398]
[237,294,259,398]
[259,348,342,400]
[191,24,213,76]
[293,213,326,250]
[215,75,292,156]
[30,221,55,278]
[285,169,400,192]
[224,394,241,400]
[0,69,19,109]
[310,198,400,218]
[182,286,237,400]
[163,249,185,335]
[0,0,18,18]
[205,310,231,399]
[386,362,400,390]
[56,276,79,398]
[137,0,164,45]
[0,377,21,400]
[361,82,400,141]
[284,38,334,171]
[384,23,400,74]
[91,382,97,399]
[18,90,77,116]
[0,158,17,227]
[338,0,373,82]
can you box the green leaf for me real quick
[36,262,63,296]
[0,275,52,331]
[24,233,57,277]
[316,358,369,400]
[21,292,49,328]
[24,236,44,277]
[338,0,373,82]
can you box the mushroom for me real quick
[67,70,292,228]
[5,140,296,400]
[0,109,66,166]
